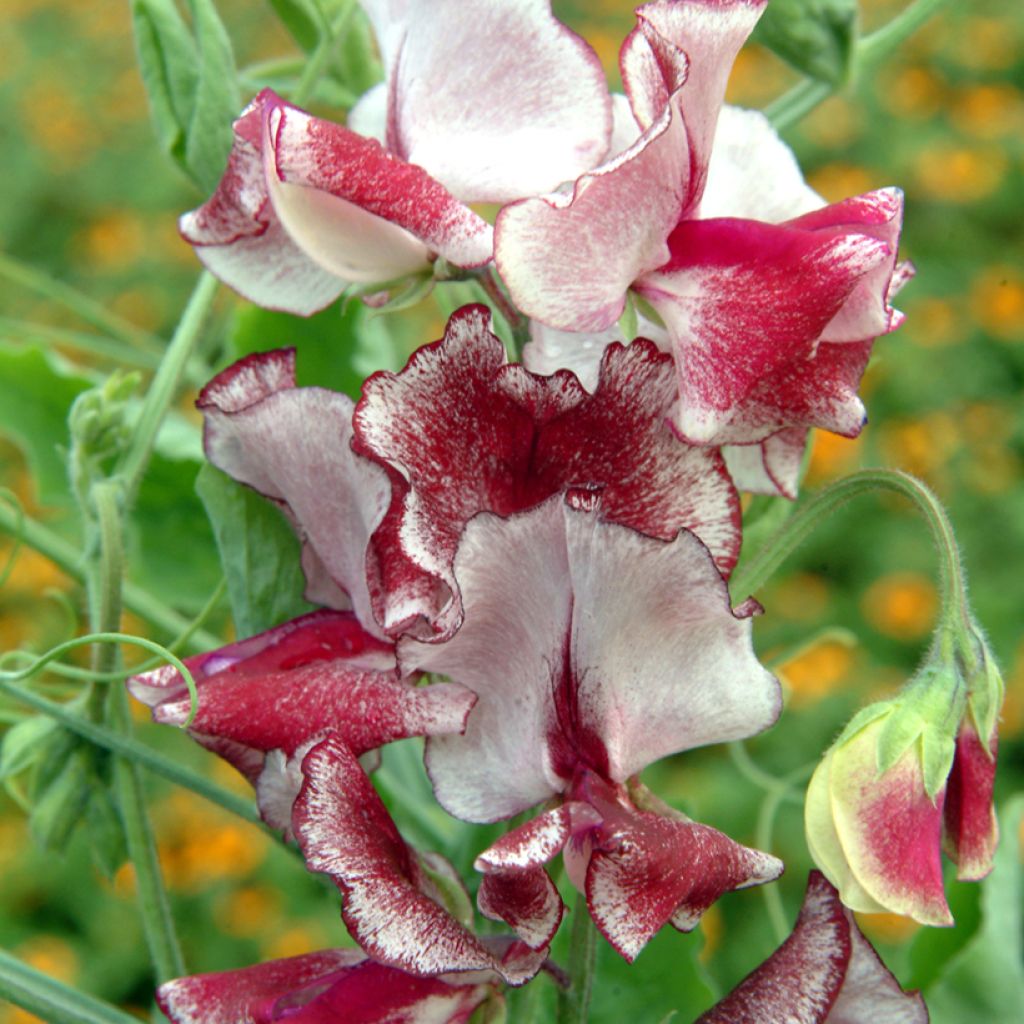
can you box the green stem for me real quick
[556,893,598,1024]
[0,948,142,1024]
[767,0,952,130]
[0,677,260,826]
[88,482,185,984]
[0,500,221,651]
[479,269,529,360]
[730,469,967,630]
[0,252,162,355]
[117,271,219,504]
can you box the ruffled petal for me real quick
[407,496,775,821]
[582,777,782,962]
[265,91,493,272]
[697,872,927,1023]
[369,0,611,202]
[293,735,545,984]
[564,502,778,783]
[356,306,741,638]
[179,98,346,316]
[156,949,492,1024]
[637,218,890,444]
[198,349,391,637]
[406,499,572,822]
[723,428,809,499]
[942,724,998,881]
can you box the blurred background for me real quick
[0,0,1021,1021]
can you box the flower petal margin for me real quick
[293,735,546,985]
[198,348,392,637]
[156,948,492,1024]
[696,872,928,1023]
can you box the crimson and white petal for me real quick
[697,872,928,1023]
[724,428,810,499]
[564,503,779,784]
[406,495,775,823]
[585,801,783,962]
[198,349,392,636]
[942,724,998,881]
[156,949,493,1024]
[638,218,890,445]
[179,99,346,316]
[266,92,493,272]
[293,735,545,984]
[369,0,611,202]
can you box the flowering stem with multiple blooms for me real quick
[0,1,1012,1023]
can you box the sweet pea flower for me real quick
[401,493,783,960]
[156,946,514,1024]
[353,304,741,639]
[181,0,612,315]
[497,0,910,497]
[805,626,1003,926]
[696,872,928,1023]
[128,350,476,830]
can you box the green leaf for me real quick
[185,0,241,193]
[752,0,858,86]
[229,301,374,398]
[924,796,1024,1022]
[195,464,313,637]
[265,0,322,52]
[0,343,91,505]
[130,0,199,163]
[131,0,239,192]
[0,716,59,779]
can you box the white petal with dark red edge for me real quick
[198,350,392,637]
[367,0,611,203]
[356,307,741,641]
[638,219,889,445]
[179,98,346,316]
[494,45,687,331]
[565,505,779,783]
[581,776,783,961]
[624,0,766,198]
[293,735,546,985]
[265,92,494,272]
[696,872,927,1023]
[793,189,907,345]
[700,105,823,222]
[156,948,493,1024]
[404,499,572,822]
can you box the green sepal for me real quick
[361,273,436,319]
[832,700,891,749]
[875,704,925,776]
[752,0,858,86]
[964,633,1004,747]
[618,292,639,344]
[195,464,314,638]
[919,727,956,802]
[0,716,59,780]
